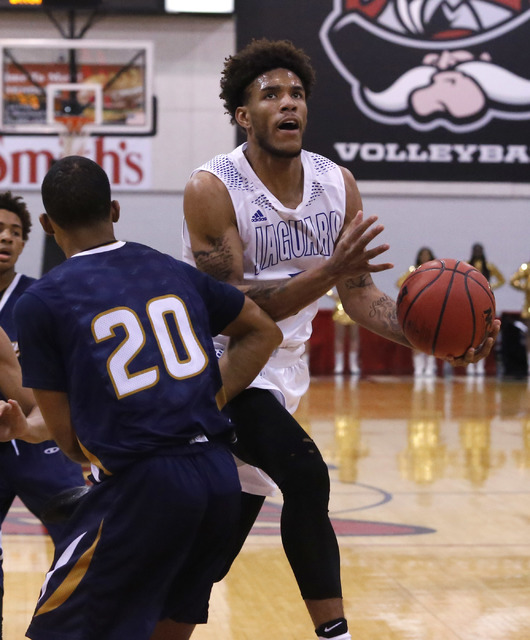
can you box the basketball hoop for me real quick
[56,115,92,158]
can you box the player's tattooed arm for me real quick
[185,170,245,284]
[240,279,290,307]
[343,274,372,290]
[192,240,291,309]
[367,294,404,341]
[192,234,235,283]
[339,278,411,347]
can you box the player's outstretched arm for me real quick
[339,272,501,364]
[217,296,283,405]
[184,170,392,322]
[335,167,412,348]
[338,274,411,347]
[335,169,501,364]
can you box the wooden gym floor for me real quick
[4,374,530,639]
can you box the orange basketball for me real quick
[396,258,496,358]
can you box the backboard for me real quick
[0,38,155,135]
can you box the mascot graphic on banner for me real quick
[320,0,530,132]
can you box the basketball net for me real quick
[56,115,91,158]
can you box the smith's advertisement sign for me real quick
[0,136,151,190]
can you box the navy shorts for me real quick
[0,439,85,545]
[26,442,240,640]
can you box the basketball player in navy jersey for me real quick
[0,192,85,640]
[179,39,501,640]
[6,156,281,640]
[0,328,49,443]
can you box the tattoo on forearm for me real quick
[344,274,371,290]
[193,235,234,282]
[244,280,289,304]
[369,295,401,335]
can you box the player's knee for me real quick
[279,450,330,498]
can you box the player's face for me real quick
[0,209,25,274]
[237,68,307,158]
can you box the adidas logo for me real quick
[251,210,267,222]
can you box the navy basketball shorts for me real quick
[0,439,85,550]
[26,442,241,640]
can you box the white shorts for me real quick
[251,350,310,415]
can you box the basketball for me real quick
[396,258,496,358]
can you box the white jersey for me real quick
[183,143,347,412]
[183,143,347,497]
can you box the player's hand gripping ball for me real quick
[397,258,496,358]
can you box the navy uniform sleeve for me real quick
[179,262,246,336]
[14,292,68,391]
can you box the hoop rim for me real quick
[55,115,93,134]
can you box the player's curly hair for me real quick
[0,191,32,240]
[42,156,111,230]
[220,39,316,124]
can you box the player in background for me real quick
[0,191,85,640]
[180,39,501,640]
[0,329,48,445]
[3,155,281,640]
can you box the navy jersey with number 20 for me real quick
[14,241,245,475]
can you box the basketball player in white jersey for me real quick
[175,39,501,640]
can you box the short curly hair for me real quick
[220,39,316,124]
[0,191,32,240]
[42,156,111,230]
